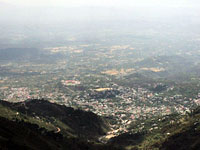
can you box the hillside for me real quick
[0,99,122,150]
[0,99,109,139]
[0,99,200,150]
[108,107,200,150]
[0,116,123,150]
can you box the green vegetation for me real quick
[1,99,199,150]
[0,99,122,150]
[109,108,200,150]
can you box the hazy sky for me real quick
[0,0,199,8]
[0,0,199,26]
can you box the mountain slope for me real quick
[0,99,109,138]
[0,99,200,150]
[108,107,200,150]
[0,99,122,150]
[0,116,123,150]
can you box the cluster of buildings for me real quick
[0,77,199,137]
[1,87,31,102]
[61,80,81,86]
